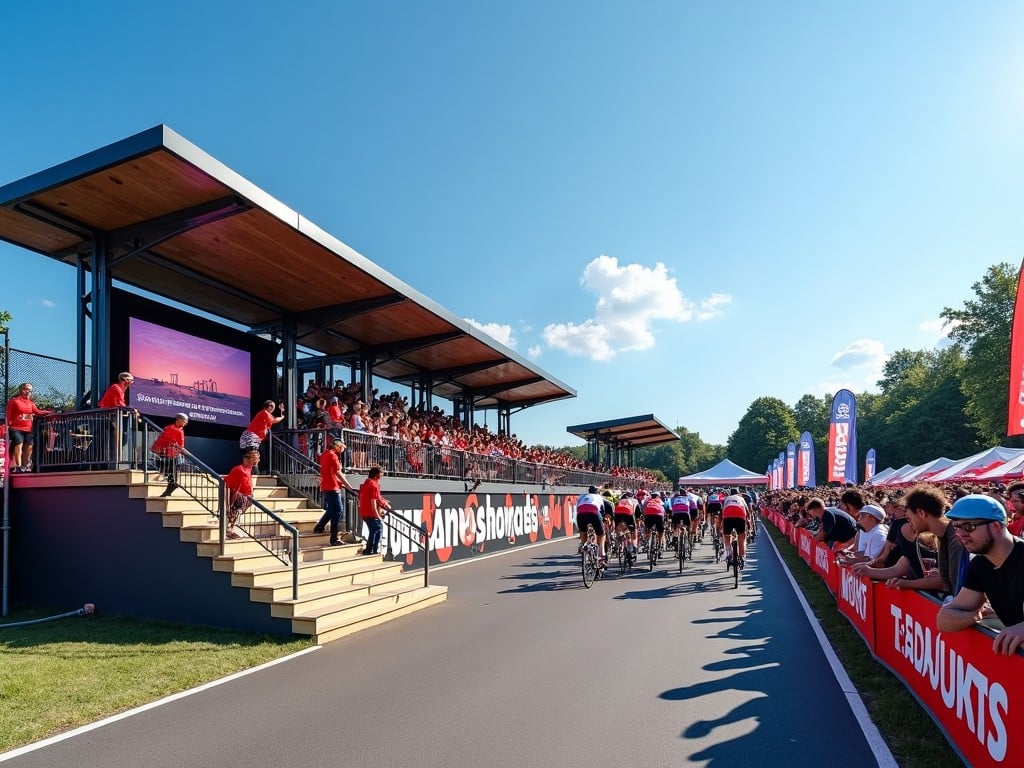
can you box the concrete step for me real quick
[296,585,448,643]
[269,571,425,618]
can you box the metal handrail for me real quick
[34,407,141,472]
[382,509,431,588]
[270,426,670,492]
[141,416,300,599]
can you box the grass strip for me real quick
[0,611,311,752]
[765,525,961,768]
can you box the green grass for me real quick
[0,611,311,752]
[764,525,961,768]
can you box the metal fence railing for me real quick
[270,427,665,491]
[34,407,141,471]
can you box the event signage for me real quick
[799,431,816,487]
[798,528,813,564]
[1009,257,1024,436]
[837,566,875,648]
[812,541,839,594]
[371,490,578,567]
[785,442,796,489]
[865,448,876,482]
[828,389,858,484]
[875,588,1020,765]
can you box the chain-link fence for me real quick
[2,346,86,412]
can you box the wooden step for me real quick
[296,585,448,643]
[248,566,414,602]
[228,553,402,588]
[269,571,426,618]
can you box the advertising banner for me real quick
[875,588,1022,766]
[1008,257,1024,436]
[798,527,814,565]
[836,565,876,649]
[828,389,858,484]
[369,490,579,567]
[865,448,876,483]
[812,541,839,594]
[785,442,796,489]
[798,431,816,487]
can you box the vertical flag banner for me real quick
[865,448,876,482]
[799,431,816,487]
[778,451,785,490]
[766,463,773,489]
[1008,257,1024,435]
[785,442,796,489]
[773,458,781,489]
[828,389,858,484]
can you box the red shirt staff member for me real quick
[151,413,188,497]
[5,382,53,472]
[313,439,354,545]
[98,371,135,408]
[240,399,285,459]
[358,465,392,556]
[224,448,260,539]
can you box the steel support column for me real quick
[76,254,88,406]
[90,236,111,399]
[281,322,298,429]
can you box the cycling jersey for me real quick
[615,497,640,517]
[721,494,748,520]
[669,494,690,513]
[576,493,603,516]
[644,498,666,516]
[687,493,701,513]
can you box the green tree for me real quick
[0,309,11,333]
[941,262,1018,446]
[726,397,799,472]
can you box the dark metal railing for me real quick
[270,427,664,491]
[382,509,431,588]
[34,407,141,471]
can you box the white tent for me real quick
[883,457,956,486]
[678,458,767,487]
[866,466,898,484]
[873,463,924,487]
[926,447,1024,484]
[976,453,1024,482]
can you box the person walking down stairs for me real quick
[359,465,392,556]
[151,413,188,497]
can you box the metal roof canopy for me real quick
[566,415,679,449]
[0,125,575,412]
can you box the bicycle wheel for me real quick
[732,540,739,588]
[617,539,626,576]
[648,530,656,571]
[677,530,685,574]
[582,547,597,588]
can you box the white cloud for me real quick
[527,345,542,359]
[465,318,516,348]
[30,298,57,308]
[829,338,886,369]
[919,317,957,349]
[541,254,731,361]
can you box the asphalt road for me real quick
[5,526,886,768]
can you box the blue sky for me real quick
[2,2,1023,450]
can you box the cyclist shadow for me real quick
[495,551,605,593]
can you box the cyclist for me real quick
[643,491,667,553]
[576,485,607,569]
[686,487,703,544]
[613,491,640,558]
[600,490,616,554]
[706,487,724,538]
[721,487,751,568]
[669,489,692,552]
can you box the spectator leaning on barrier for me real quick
[837,504,888,565]
[884,484,964,598]
[937,494,1024,655]
[806,498,857,549]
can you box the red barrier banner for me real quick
[789,525,799,547]
[812,541,839,594]
[798,528,813,564]
[875,588,1021,766]
[836,565,876,649]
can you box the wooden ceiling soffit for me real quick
[250,293,407,334]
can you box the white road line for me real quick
[0,646,322,763]
[762,524,898,768]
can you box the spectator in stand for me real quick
[806,498,858,549]
[97,372,138,466]
[240,399,285,457]
[1005,481,1024,537]
[881,484,964,598]
[313,438,354,546]
[359,465,392,556]
[98,371,135,409]
[326,397,345,432]
[151,413,188,497]
[937,494,1024,655]
[224,447,260,539]
[5,382,53,472]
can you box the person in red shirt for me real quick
[239,399,285,462]
[5,382,53,472]
[1006,483,1024,537]
[358,465,392,555]
[312,439,354,545]
[151,413,188,497]
[98,372,135,408]
[224,448,260,539]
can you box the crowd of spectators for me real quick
[762,479,1024,654]
[289,380,661,486]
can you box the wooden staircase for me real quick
[130,472,447,643]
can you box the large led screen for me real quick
[128,318,252,428]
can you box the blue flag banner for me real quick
[786,442,797,489]
[828,389,858,484]
[865,448,876,482]
[799,431,816,487]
